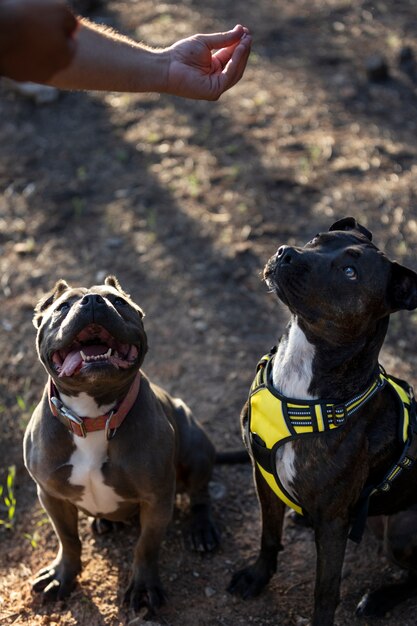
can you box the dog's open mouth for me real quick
[51,324,139,378]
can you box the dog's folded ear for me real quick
[329,217,373,241]
[105,275,128,294]
[33,280,71,328]
[104,275,145,319]
[388,262,417,311]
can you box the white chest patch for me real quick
[271,319,317,499]
[275,443,297,495]
[68,430,122,516]
[59,392,121,516]
[272,320,315,400]
[60,391,116,418]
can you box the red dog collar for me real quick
[48,372,141,439]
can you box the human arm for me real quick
[46,20,252,100]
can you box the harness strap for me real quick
[348,487,373,543]
[351,382,416,543]
[251,432,272,470]
[252,351,387,430]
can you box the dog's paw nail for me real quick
[356,592,381,617]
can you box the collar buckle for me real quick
[105,411,116,440]
[50,396,87,438]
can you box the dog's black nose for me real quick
[277,245,294,264]
[80,294,105,306]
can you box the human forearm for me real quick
[46,18,170,93]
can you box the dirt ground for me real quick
[1,0,417,624]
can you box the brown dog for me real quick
[24,276,219,613]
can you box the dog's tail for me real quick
[215,449,250,464]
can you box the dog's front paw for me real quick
[32,561,80,601]
[228,562,273,599]
[356,576,417,618]
[124,577,167,615]
[186,504,220,552]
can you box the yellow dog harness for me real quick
[248,350,417,524]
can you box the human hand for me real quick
[0,0,78,82]
[165,24,252,100]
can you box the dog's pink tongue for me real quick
[59,349,82,377]
[59,345,108,377]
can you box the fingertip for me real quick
[231,24,244,36]
[236,33,252,51]
[237,26,252,48]
[233,24,251,36]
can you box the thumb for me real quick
[198,25,246,50]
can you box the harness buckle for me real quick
[399,456,414,469]
[380,481,391,492]
[331,404,348,426]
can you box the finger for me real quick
[198,24,246,51]
[212,31,252,72]
[212,40,241,69]
[219,33,252,91]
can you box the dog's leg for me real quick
[312,518,349,626]
[228,465,285,598]
[188,485,219,553]
[185,443,220,553]
[172,401,219,552]
[124,496,173,614]
[32,489,81,600]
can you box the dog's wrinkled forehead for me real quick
[329,216,373,241]
[304,230,375,250]
[33,275,144,328]
[303,216,378,254]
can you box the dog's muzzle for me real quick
[50,324,140,378]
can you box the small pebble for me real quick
[365,54,389,81]
[205,586,216,598]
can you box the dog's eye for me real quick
[343,266,357,280]
[57,301,70,312]
[114,297,127,306]
[308,234,320,246]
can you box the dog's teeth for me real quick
[80,349,111,363]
